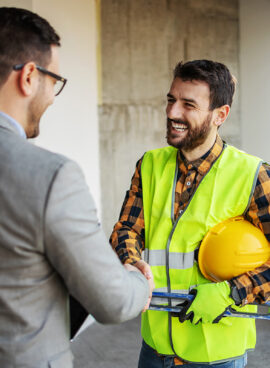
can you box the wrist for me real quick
[227,281,241,305]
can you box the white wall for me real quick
[0,0,31,7]
[0,0,101,212]
[240,0,270,161]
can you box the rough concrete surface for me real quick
[72,316,269,367]
[99,0,240,235]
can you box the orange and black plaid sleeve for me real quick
[110,157,145,265]
[230,163,270,305]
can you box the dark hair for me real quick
[0,7,60,87]
[173,60,236,110]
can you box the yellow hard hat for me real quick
[198,216,270,282]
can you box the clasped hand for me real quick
[124,260,155,312]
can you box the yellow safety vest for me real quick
[141,144,262,363]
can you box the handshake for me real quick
[124,260,155,312]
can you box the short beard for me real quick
[166,112,213,152]
[26,100,41,138]
[26,78,45,138]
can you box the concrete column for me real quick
[240,0,270,161]
[99,0,240,235]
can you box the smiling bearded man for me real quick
[110,59,270,368]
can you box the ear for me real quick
[18,62,39,97]
[214,105,230,127]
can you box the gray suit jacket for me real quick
[0,115,149,368]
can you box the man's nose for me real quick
[167,101,184,119]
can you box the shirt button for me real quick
[186,181,191,186]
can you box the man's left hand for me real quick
[178,281,234,324]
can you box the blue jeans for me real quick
[138,341,247,368]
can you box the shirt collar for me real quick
[0,111,27,139]
[178,135,224,176]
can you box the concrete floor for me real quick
[71,316,269,368]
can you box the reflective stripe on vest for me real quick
[144,248,195,269]
[141,144,262,363]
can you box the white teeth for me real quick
[172,122,187,131]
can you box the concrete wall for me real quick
[99,0,240,235]
[0,0,101,212]
[239,0,270,162]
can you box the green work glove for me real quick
[178,281,234,324]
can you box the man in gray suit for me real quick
[0,7,152,368]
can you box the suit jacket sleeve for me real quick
[44,160,149,324]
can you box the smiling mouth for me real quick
[171,121,188,132]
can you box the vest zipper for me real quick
[165,145,226,361]
[166,144,227,294]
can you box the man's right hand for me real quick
[124,261,154,312]
[133,260,154,312]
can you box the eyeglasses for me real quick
[13,64,67,96]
